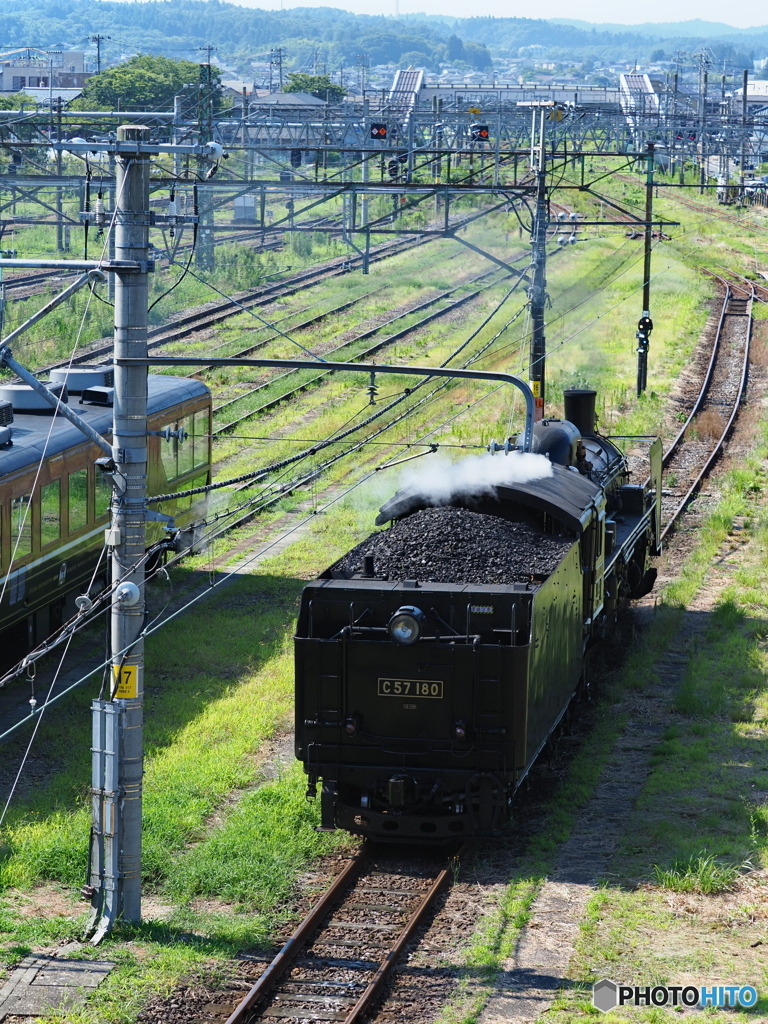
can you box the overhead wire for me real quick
[166,255,326,361]
[0,179,133,816]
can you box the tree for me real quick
[463,42,492,71]
[447,34,465,61]
[283,73,345,103]
[0,92,32,110]
[71,54,220,111]
[650,48,666,62]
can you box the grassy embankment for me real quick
[436,199,768,1022]
[0,187,716,1021]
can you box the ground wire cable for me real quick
[0,299,534,725]
[151,273,533,506]
[531,241,704,365]
[0,178,126,609]
[0,246,553,677]
[0,630,77,827]
[0,463,387,744]
[166,256,326,361]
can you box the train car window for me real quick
[95,473,111,520]
[194,409,210,469]
[69,469,88,532]
[11,494,32,558]
[160,430,177,483]
[40,481,61,546]
[178,417,194,477]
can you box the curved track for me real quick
[659,276,752,541]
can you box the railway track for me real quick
[209,268,507,434]
[0,214,341,305]
[712,264,768,304]
[659,276,752,540]
[39,234,428,373]
[190,848,455,1024]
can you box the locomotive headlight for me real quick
[388,605,425,645]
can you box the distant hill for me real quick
[550,19,768,39]
[0,2,759,76]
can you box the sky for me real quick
[222,0,763,32]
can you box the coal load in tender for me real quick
[333,506,574,585]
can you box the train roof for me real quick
[376,463,601,534]
[0,374,209,478]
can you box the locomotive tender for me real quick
[295,389,662,840]
[0,367,211,660]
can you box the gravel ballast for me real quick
[331,506,574,585]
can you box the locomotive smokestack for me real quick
[563,388,597,436]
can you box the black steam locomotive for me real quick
[294,390,661,840]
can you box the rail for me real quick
[660,277,752,542]
[221,847,455,1024]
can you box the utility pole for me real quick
[636,141,654,397]
[269,48,284,91]
[196,64,215,271]
[355,53,368,97]
[85,124,150,943]
[529,105,548,422]
[695,52,710,194]
[91,35,110,74]
[55,97,63,252]
[740,69,749,192]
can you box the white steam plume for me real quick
[396,450,553,505]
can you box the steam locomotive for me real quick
[294,389,661,840]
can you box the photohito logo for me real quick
[592,979,758,1012]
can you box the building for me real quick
[732,79,768,111]
[0,48,91,96]
[250,91,326,110]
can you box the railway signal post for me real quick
[86,125,151,943]
[636,142,655,397]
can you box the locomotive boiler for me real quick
[294,389,661,840]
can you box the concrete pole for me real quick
[173,95,183,178]
[361,98,369,230]
[529,108,547,422]
[698,71,707,194]
[55,99,64,252]
[109,123,150,928]
[740,69,749,192]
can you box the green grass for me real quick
[0,172,744,1021]
[653,852,740,895]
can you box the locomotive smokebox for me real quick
[563,389,597,436]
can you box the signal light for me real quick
[290,149,302,168]
[397,152,408,163]
[370,122,387,139]
[387,159,399,178]
[470,123,490,141]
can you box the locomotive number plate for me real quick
[378,677,443,699]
